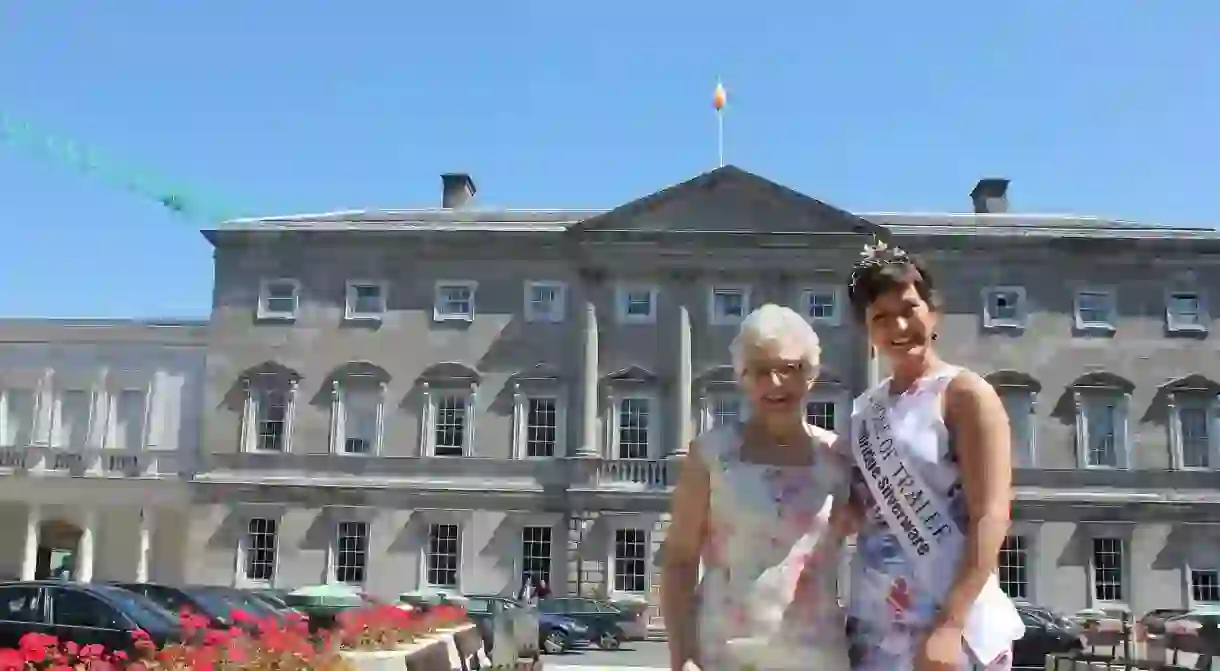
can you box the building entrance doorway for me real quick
[35,519,81,580]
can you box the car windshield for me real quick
[92,585,180,631]
[198,589,281,619]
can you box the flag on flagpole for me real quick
[713,80,727,111]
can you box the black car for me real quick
[109,583,266,631]
[0,581,182,653]
[1013,604,1084,667]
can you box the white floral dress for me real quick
[694,423,852,671]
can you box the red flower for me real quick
[229,608,252,623]
[0,649,24,671]
[78,643,105,659]
[130,628,150,641]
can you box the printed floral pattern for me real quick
[695,424,852,671]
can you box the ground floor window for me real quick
[334,521,369,585]
[1091,537,1124,602]
[613,528,647,593]
[998,535,1029,600]
[427,523,460,588]
[521,525,553,586]
[243,518,277,583]
[1192,569,1220,604]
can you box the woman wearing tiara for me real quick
[843,242,1023,671]
[661,304,854,671]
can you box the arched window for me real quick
[325,362,391,456]
[984,370,1042,467]
[236,362,302,453]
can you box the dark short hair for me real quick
[847,252,940,322]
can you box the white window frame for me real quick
[51,388,94,449]
[1189,566,1220,606]
[1168,390,1220,471]
[615,284,659,325]
[234,511,282,588]
[240,377,299,454]
[327,518,371,586]
[1074,287,1117,333]
[805,390,850,435]
[433,280,478,323]
[511,384,566,459]
[606,392,660,460]
[329,380,386,457]
[106,386,153,451]
[998,524,1039,603]
[420,382,477,457]
[700,391,745,433]
[524,281,567,324]
[1073,389,1130,470]
[799,286,843,327]
[514,514,561,589]
[419,515,467,591]
[996,386,1038,468]
[0,388,38,448]
[981,285,1028,330]
[257,278,300,321]
[1086,531,1130,610]
[1166,289,1210,334]
[707,285,752,326]
[344,280,388,322]
[604,516,655,598]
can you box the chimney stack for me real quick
[441,173,477,209]
[970,178,1010,214]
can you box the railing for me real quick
[596,459,674,489]
[0,446,179,478]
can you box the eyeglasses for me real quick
[741,361,810,382]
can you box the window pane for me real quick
[998,535,1028,600]
[526,398,557,457]
[434,395,466,456]
[1000,392,1032,467]
[438,286,473,316]
[711,396,741,429]
[806,401,835,432]
[344,389,379,454]
[1078,292,1111,323]
[0,586,40,622]
[1086,400,1118,467]
[255,386,288,452]
[427,523,460,587]
[52,589,123,629]
[335,521,369,585]
[1181,406,1210,469]
[613,528,647,593]
[3,390,35,447]
[713,290,745,319]
[989,290,1020,321]
[57,391,91,448]
[244,518,277,583]
[1171,294,1201,324]
[521,525,552,586]
[625,291,652,317]
[618,399,650,459]
[1192,569,1220,604]
[115,390,146,450]
[350,285,382,315]
[806,292,836,320]
[1091,537,1124,602]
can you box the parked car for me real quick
[245,588,305,616]
[537,597,636,648]
[110,583,264,631]
[1013,603,1085,667]
[0,581,182,653]
[1141,608,1190,637]
[465,595,589,655]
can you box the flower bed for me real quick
[0,602,473,671]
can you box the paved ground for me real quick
[546,639,669,670]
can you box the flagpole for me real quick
[717,110,724,167]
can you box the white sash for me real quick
[852,390,1024,665]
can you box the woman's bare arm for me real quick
[661,440,710,671]
[936,371,1013,630]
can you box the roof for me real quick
[0,318,208,345]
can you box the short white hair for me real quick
[729,303,821,378]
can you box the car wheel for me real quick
[543,630,566,654]
[597,633,621,650]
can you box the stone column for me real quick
[21,505,40,581]
[575,270,603,457]
[670,272,695,458]
[136,508,153,583]
[78,508,96,583]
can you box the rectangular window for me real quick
[1091,537,1124,603]
[525,282,566,323]
[343,389,379,455]
[426,523,460,588]
[1075,289,1116,330]
[258,279,300,320]
[526,398,557,458]
[617,398,651,459]
[982,286,1027,329]
[711,395,742,430]
[613,528,648,593]
[243,518,278,584]
[434,394,467,457]
[521,525,553,586]
[1192,569,1220,604]
[1084,399,1119,468]
[1168,291,1207,332]
[999,391,1034,467]
[55,390,91,448]
[1181,406,1211,469]
[434,282,477,321]
[806,401,835,432]
[345,282,387,320]
[998,535,1029,600]
[800,287,840,325]
[2,390,35,447]
[616,285,658,324]
[255,387,288,452]
[114,389,146,450]
[334,521,369,585]
[709,287,749,325]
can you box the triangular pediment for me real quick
[571,165,885,238]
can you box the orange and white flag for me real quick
[713,80,727,111]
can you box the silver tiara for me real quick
[849,238,911,289]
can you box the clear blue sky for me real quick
[2,2,1217,318]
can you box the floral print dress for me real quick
[695,423,852,671]
[846,366,1013,671]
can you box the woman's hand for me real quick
[915,624,964,671]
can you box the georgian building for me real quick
[0,319,205,584]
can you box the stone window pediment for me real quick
[1068,373,1135,470]
[326,363,391,457]
[418,363,481,458]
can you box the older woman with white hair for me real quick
[661,304,854,671]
